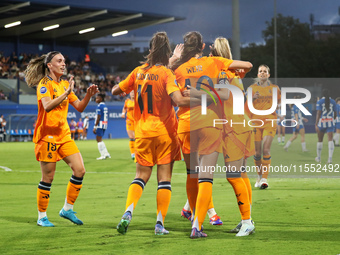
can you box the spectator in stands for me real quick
[98,73,105,81]
[10,52,18,63]
[0,90,7,100]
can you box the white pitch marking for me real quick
[0,166,13,172]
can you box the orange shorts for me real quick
[70,130,76,134]
[252,120,277,142]
[223,131,254,162]
[126,120,134,131]
[77,129,83,133]
[34,139,80,162]
[135,133,181,166]
[178,132,190,154]
[191,127,222,155]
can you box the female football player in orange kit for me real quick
[172,31,252,238]
[122,91,136,160]
[24,51,99,227]
[248,65,281,189]
[209,37,254,236]
[112,32,199,235]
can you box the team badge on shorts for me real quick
[48,152,52,159]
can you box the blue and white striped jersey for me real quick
[292,105,304,126]
[316,97,336,128]
[96,102,108,129]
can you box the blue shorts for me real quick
[96,128,106,137]
[336,123,340,130]
[318,126,334,133]
[293,125,304,133]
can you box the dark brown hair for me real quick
[172,31,203,70]
[142,32,171,70]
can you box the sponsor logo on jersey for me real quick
[40,86,47,94]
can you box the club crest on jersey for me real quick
[40,86,47,94]
[54,88,57,92]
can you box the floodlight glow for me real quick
[43,24,60,31]
[79,27,95,34]
[4,21,21,28]
[112,30,128,37]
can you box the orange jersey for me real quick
[124,98,135,122]
[119,64,179,139]
[221,70,252,134]
[175,56,233,133]
[33,76,78,144]
[248,83,281,120]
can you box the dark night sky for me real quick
[17,0,340,43]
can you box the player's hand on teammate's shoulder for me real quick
[173,44,184,59]
[185,85,200,98]
[182,89,190,97]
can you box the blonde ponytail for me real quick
[24,51,61,87]
[24,55,47,87]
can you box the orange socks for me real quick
[125,178,145,214]
[37,181,51,212]
[193,179,213,230]
[241,171,252,205]
[66,175,83,205]
[186,169,198,214]
[262,155,271,179]
[208,195,215,210]
[129,139,135,155]
[156,182,172,226]
[227,176,251,220]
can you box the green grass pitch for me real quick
[0,134,339,255]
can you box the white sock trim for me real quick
[183,199,190,211]
[38,211,47,220]
[207,208,217,218]
[157,211,163,225]
[63,198,73,211]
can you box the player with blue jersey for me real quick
[315,89,337,164]
[334,97,340,146]
[93,93,111,160]
[283,97,308,152]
